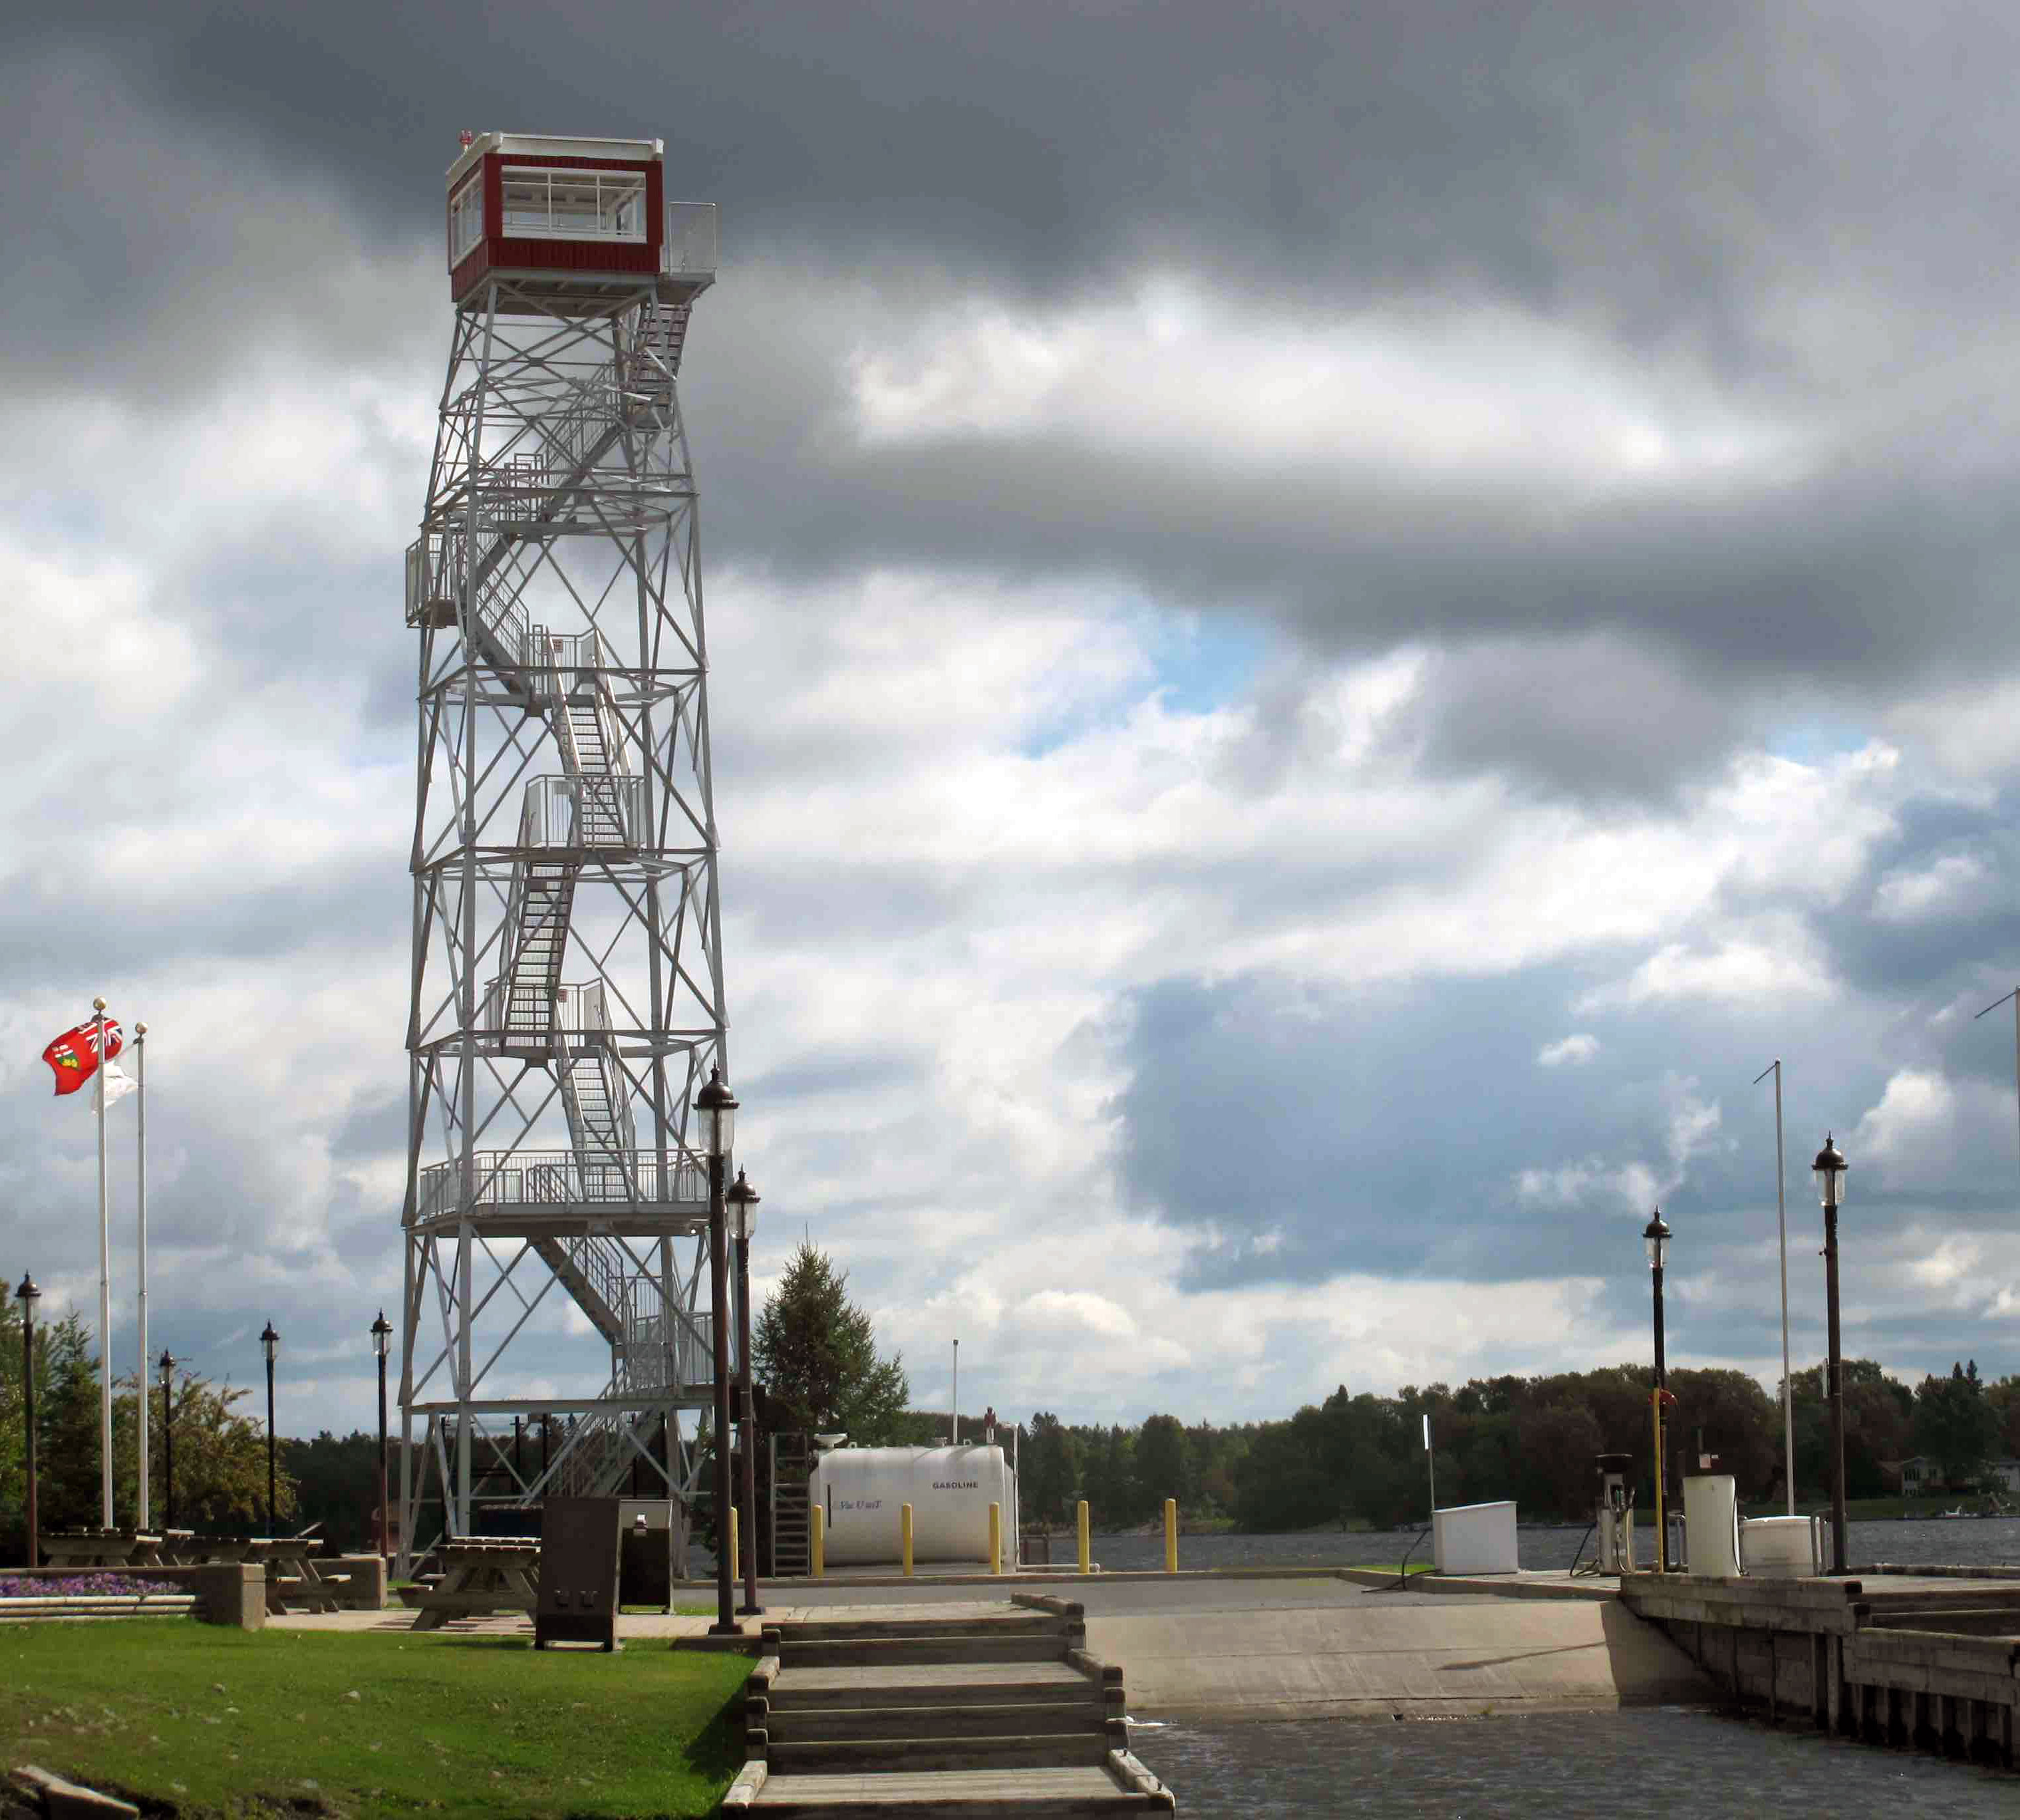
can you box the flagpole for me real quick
[94,996,113,1531]
[1754,1058,1795,1516]
[135,1022,149,1533]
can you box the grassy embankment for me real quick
[0,1620,749,1819]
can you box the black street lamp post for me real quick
[1814,1134,1850,1575]
[158,1350,177,1531]
[371,1311,393,1560]
[261,1321,280,1535]
[695,1068,740,1636]
[1644,1211,1672,1571]
[728,1167,763,1616]
[17,1275,40,1567]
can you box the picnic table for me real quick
[406,1538,541,1631]
[41,1531,166,1570]
[244,1537,338,1614]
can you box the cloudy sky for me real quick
[9,0,2020,1442]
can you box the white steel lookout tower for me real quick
[398,133,724,1571]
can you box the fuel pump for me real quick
[1595,1451,1636,1573]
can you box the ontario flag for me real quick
[41,1016,134,1102]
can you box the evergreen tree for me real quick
[1021,1411,1082,1525]
[1913,1360,2000,1487]
[752,1242,909,1443]
[1,1290,289,1555]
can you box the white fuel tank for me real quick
[811,1445,1018,1568]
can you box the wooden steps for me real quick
[746,1600,1172,1810]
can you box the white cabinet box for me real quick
[1741,1514,1822,1579]
[1682,1475,1741,1577]
[1431,1499,1518,1575]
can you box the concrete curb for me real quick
[1333,1568,1614,1601]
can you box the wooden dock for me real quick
[728,1596,1175,1811]
[1622,1567,2020,1765]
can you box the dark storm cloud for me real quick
[26,0,2020,358]
[16,1,2020,774]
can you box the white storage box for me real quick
[1431,1499,1518,1575]
[1682,1475,1741,1577]
[1741,1514,1822,1579]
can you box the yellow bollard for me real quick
[902,1502,914,1577]
[989,1501,1002,1575]
[729,1504,739,1585]
[1163,1498,1178,1573]
[1076,1499,1090,1575]
[812,1504,825,1580]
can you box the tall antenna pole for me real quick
[1754,1059,1794,1515]
[952,1338,959,1446]
[1979,988,2020,1205]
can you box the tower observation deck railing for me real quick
[662,202,718,279]
[414,1150,708,1224]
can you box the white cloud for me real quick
[849,279,1809,496]
[1537,1033,1600,1067]
[1872,851,1992,923]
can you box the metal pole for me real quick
[1652,1257,1667,1573]
[1774,1064,1793,1517]
[708,1145,736,1634]
[737,1229,761,1615]
[94,1002,112,1530]
[22,1297,37,1566]
[136,1025,148,1531]
[266,1348,278,1535]
[162,1368,174,1531]
[1756,1060,1796,1515]
[952,1338,958,1445]
[377,1345,390,1560]
[1423,1412,1435,1522]
[1824,1201,1848,1573]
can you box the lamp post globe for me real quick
[17,1274,41,1567]
[260,1322,280,1536]
[370,1311,394,1561]
[695,1066,737,1161]
[157,1349,177,1530]
[1813,1134,1850,1573]
[692,1068,741,1636]
[726,1168,763,1615]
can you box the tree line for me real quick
[1019,1357,2020,1530]
[12,1237,2019,1550]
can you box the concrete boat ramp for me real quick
[722,1575,1714,1809]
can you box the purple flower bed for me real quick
[0,1575,166,1598]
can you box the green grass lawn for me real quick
[0,1620,750,1819]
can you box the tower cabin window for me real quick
[448,173,484,265]
[500,166,648,241]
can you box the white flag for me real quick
[100,1059,138,1106]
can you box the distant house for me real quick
[1888,1457,1937,1494]
[1887,1455,2020,1495]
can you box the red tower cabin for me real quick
[446,132,716,315]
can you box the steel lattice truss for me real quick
[396,271,723,1570]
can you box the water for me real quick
[1132,1710,2017,1817]
[1080,1517,2020,1574]
[1097,1523,2020,1811]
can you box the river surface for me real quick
[1092,1523,2020,1811]
[1129,1708,2017,1817]
[1078,1516,2020,1573]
